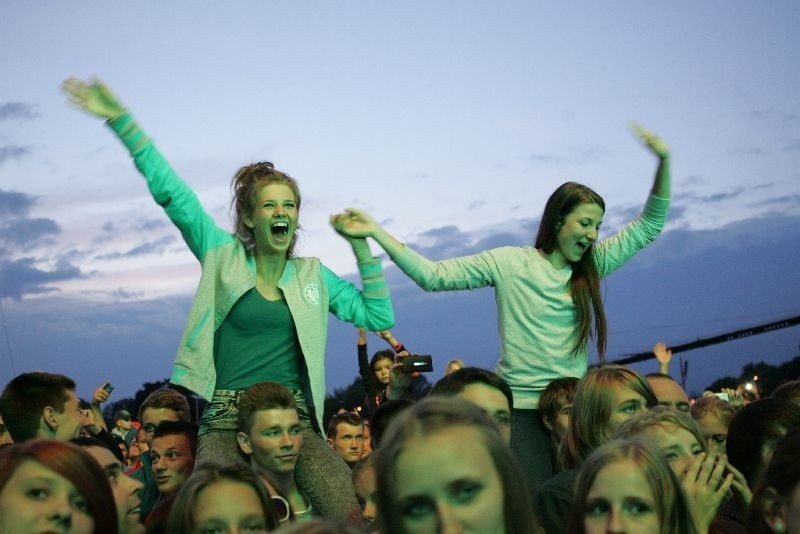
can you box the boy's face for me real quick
[546,399,572,443]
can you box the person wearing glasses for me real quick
[237,381,318,524]
[63,77,394,522]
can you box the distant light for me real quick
[745,382,753,391]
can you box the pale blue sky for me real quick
[1,2,798,402]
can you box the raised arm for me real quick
[632,123,670,199]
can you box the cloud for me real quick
[0,145,33,165]
[0,257,84,300]
[133,218,168,232]
[94,235,177,260]
[0,102,38,121]
[528,146,607,167]
[0,189,37,217]
[0,217,61,247]
[749,193,800,209]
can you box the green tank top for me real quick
[213,288,303,390]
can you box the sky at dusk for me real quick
[1,2,799,404]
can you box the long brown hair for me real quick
[558,365,658,469]
[231,161,302,256]
[535,182,607,357]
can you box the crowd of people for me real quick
[0,76,798,533]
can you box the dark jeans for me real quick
[197,388,361,522]
[510,408,555,494]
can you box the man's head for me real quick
[646,373,690,413]
[429,367,514,443]
[137,388,190,448]
[539,377,579,445]
[0,371,87,442]
[150,421,197,495]
[236,382,303,476]
[73,437,144,534]
[327,412,364,465]
[114,409,133,431]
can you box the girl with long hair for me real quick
[63,77,394,521]
[332,126,670,491]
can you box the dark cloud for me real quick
[749,193,800,209]
[0,257,83,300]
[0,189,36,217]
[0,145,33,165]
[0,102,38,121]
[132,218,168,232]
[94,235,176,260]
[0,217,61,247]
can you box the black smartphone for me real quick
[103,382,115,394]
[402,354,433,374]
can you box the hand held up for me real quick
[62,77,126,120]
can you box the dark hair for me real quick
[326,412,363,440]
[539,376,579,430]
[567,438,697,534]
[237,381,297,435]
[370,349,395,373]
[0,372,76,442]
[370,399,413,450]
[153,421,199,458]
[746,429,800,534]
[771,380,800,404]
[166,462,279,533]
[374,397,537,534]
[137,388,191,423]
[231,161,301,255]
[0,439,119,533]
[726,398,800,486]
[534,182,607,357]
[429,366,514,411]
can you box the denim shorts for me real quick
[199,387,313,437]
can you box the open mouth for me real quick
[576,242,591,254]
[271,221,289,241]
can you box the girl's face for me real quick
[640,423,703,477]
[606,382,649,433]
[0,459,95,534]
[373,357,393,386]
[583,458,659,534]
[246,183,299,256]
[552,202,604,269]
[193,479,269,534]
[392,425,505,534]
[696,412,728,455]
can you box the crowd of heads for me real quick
[1,362,798,533]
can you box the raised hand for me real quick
[329,208,379,240]
[653,341,672,374]
[631,123,669,159]
[62,77,126,120]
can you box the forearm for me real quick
[371,226,407,260]
[348,237,376,263]
[650,154,670,199]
